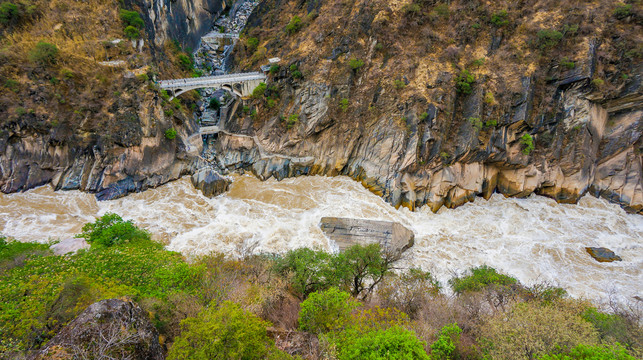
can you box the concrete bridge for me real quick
[159,72,266,98]
[202,32,240,41]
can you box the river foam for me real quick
[1,175,641,301]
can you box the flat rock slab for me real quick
[50,238,89,255]
[585,247,622,262]
[320,217,414,253]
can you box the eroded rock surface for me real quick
[32,299,163,360]
[191,168,232,197]
[320,217,415,253]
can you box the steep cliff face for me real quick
[221,0,642,213]
[126,0,229,51]
[0,0,213,199]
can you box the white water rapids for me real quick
[1,175,641,301]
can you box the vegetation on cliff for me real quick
[1,215,641,359]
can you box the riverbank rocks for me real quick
[585,247,623,262]
[31,299,163,360]
[191,168,231,197]
[320,217,415,254]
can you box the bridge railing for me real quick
[158,72,266,89]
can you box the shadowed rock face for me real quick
[320,217,415,254]
[31,299,163,360]
[191,168,231,197]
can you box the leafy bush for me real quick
[298,288,358,334]
[274,247,330,297]
[537,29,564,49]
[75,213,150,248]
[430,323,462,360]
[209,97,221,110]
[613,4,632,20]
[419,112,429,121]
[0,2,18,25]
[339,98,349,111]
[449,265,517,294]
[582,308,632,347]
[434,3,449,17]
[269,64,280,74]
[538,343,636,360]
[252,82,267,99]
[289,63,303,79]
[337,326,430,360]
[0,237,50,262]
[485,119,498,128]
[177,54,193,71]
[124,25,140,40]
[378,268,441,318]
[520,133,534,155]
[394,79,406,89]
[287,114,299,129]
[119,9,144,29]
[479,301,599,360]
[455,70,475,95]
[468,117,483,131]
[332,243,398,299]
[560,57,576,69]
[165,128,177,140]
[285,15,302,34]
[168,301,286,360]
[591,78,605,88]
[484,91,496,105]
[349,58,365,71]
[29,41,59,65]
[490,10,509,27]
[247,37,259,52]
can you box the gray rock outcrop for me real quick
[31,299,163,360]
[320,217,415,254]
[191,168,231,197]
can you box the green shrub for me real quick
[404,3,421,16]
[332,243,398,299]
[377,268,441,318]
[123,25,140,40]
[591,78,604,88]
[298,288,358,334]
[285,15,302,34]
[490,10,509,27]
[455,69,475,95]
[339,98,349,111]
[581,308,632,346]
[485,119,498,128]
[338,326,430,360]
[247,37,259,52]
[480,301,599,360]
[164,109,174,117]
[468,117,483,131]
[4,79,19,92]
[287,114,299,129]
[275,247,330,297]
[537,29,564,49]
[165,128,177,140]
[0,2,18,25]
[613,4,632,20]
[419,112,429,121]
[75,213,150,248]
[267,99,277,108]
[209,97,221,110]
[252,82,267,99]
[449,265,517,293]
[0,237,50,262]
[269,64,280,74]
[434,3,449,17]
[484,91,496,105]
[177,54,193,71]
[560,57,576,69]
[520,133,534,155]
[394,79,406,89]
[430,323,462,360]
[168,301,286,360]
[29,41,59,66]
[349,58,365,71]
[119,9,144,29]
[539,343,635,360]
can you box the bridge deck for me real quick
[202,32,240,40]
[159,72,265,90]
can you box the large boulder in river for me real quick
[585,247,622,262]
[191,168,231,198]
[320,217,415,254]
[32,299,163,360]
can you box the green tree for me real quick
[298,287,358,334]
[177,54,193,71]
[119,10,144,29]
[349,58,365,71]
[247,37,259,52]
[539,343,636,360]
[168,301,286,360]
[520,133,535,155]
[209,97,221,110]
[29,41,59,66]
[75,213,150,248]
[332,243,399,300]
[455,69,475,95]
[490,10,509,27]
[274,247,331,298]
[123,25,140,40]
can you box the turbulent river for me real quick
[1,175,641,302]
